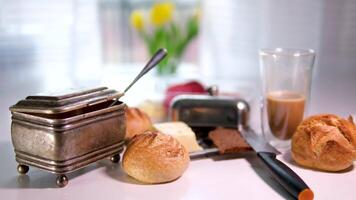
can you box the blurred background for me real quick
[1,0,356,129]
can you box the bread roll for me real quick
[154,122,203,152]
[292,114,356,171]
[122,131,190,183]
[125,107,153,139]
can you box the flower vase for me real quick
[155,55,180,76]
[154,59,182,94]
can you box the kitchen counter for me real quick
[0,142,355,200]
[1,64,356,200]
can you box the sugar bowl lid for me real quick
[10,87,123,114]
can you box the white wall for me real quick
[200,0,356,115]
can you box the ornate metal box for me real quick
[9,87,126,187]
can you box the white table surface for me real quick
[1,64,356,200]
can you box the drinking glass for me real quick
[259,48,315,148]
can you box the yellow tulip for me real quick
[194,8,201,21]
[130,10,144,31]
[150,2,174,26]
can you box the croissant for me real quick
[291,114,356,171]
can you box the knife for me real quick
[240,127,314,200]
[189,147,220,159]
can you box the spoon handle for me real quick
[124,48,167,93]
[110,48,168,107]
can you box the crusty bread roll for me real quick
[292,114,356,171]
[122,131,190,183]
[125,107,153,139]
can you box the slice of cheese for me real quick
[154,122,203,153]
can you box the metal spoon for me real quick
[109,48,168,107]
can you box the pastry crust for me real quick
[122,131,190,183]
[292,114,356,171]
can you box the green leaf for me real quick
[134,15,199,74]
[186,16,199,42]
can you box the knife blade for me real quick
[240,127,314,200]
[189,147,219,159]
[240,127,280,155]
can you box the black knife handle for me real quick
[257,152,314,200]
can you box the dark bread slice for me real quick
[208,127,252,154]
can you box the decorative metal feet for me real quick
[16,153,121,188]
[110,154,121,163]
[17,164,29,174]
[56,174,68,187]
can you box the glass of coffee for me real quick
[259,48,315,148]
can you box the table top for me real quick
[0,145,355,200]
[1,64,356,200]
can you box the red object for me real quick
[164,81,207,111]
